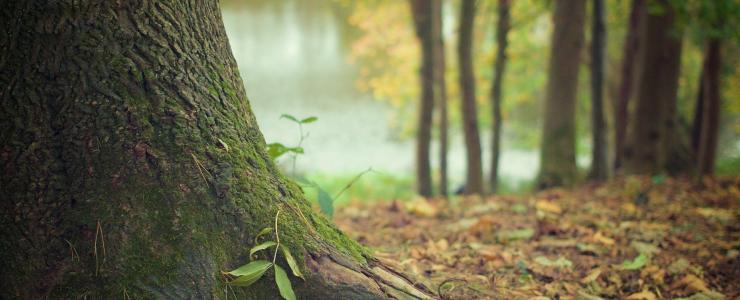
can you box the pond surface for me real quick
[221,0,540,189]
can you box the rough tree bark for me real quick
[489,0,511,193]
[0,1,434,299]
[431,0,448,196]
[613,0,645,172]
[623,0,683,175]
[589,0,609,180]
[458,0,484,195]
[696,39,722,176]
[411,0,435,197]
[537,0,586,189]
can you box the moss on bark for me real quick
[0,1,430,299]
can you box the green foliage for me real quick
[249,241,278,259]
[280,114,318,125]
[266,143,304,160]
[316,185,334,218]
[226,211,304,300]
[619,253,648,270]
[280,246,304,279]
[226,260,272,286]
[274,265,297,300]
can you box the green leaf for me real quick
[226,260,272,286]
[300,116,318,124]
[534,256,573,268]
[274,265,297,300]
[249,241,277,259]
[619,253,648,270]
[280,114,299,123]
[267,143,289,160]
[287,147,304,154]
[651,174,666,185]
[496,228,535,242]
[281,246,304,279]
[317,185,334,218]
[293,176,314,186]
[254,227,273,243]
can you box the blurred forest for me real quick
[221,0,739,201]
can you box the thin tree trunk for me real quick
[623,0,683,175]
[691,69,705,156]
[0,1,433,298]
[614,0,645,171]
[537,0,586,189]
[411,0,435,197]
[431,0,448,197]
[489,0,511,193]
[458,0,484,194]
[696,39,722,176]
[589,0,609,180]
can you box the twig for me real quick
[191,153,212,183]
[333,167,373,200]
[272,208,282,264]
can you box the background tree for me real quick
[690,0,739,176]
[489,0,511,193]
[0,1,431,298]
[431,0,449,196]
[410,0,435,197]
[696,39,722,176]
[537,0,586,188]
[458,0,484,194]
[589,0,609,181]
[622,0,683,175]
[613,0,645,172]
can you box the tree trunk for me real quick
[696,39,722,176]
[622,0,683,175]
[613,0,645,172]
[0,1,434,299]
[537,0,586,189]
[411,0,435,197]
[489,0,511,193]
[431,0,448,197]
[589,0,609,181]
[458,0,484,195]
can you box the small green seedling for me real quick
[266,114,317,176]
[224,209,303,300]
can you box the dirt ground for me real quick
[334,176,739,300]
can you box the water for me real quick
[221,0,540,188]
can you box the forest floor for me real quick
[334,176,739,300]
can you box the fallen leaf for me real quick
[580,268,602,284]
[619,253,648,270]
[593,232,615,246]
[535,200,562,214]
[671,274,710,293]
[668,258,691,275]
[534,256,572,268]
[406,198,438,217]
[497,228,535,242]
[625,290,657,300]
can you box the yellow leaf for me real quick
[625,290,657,300]
[593,232,615,246]
[405,197,438,217]
[535,200,562,214]
[580,268,602,284]
[671,274,710,293]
